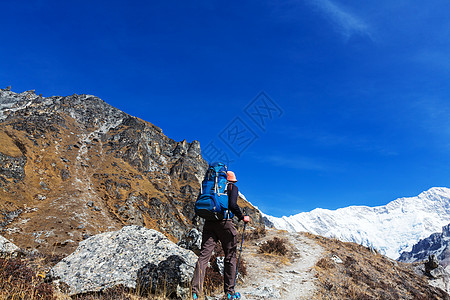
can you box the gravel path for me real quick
[235,229,324,299]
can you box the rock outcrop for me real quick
[0,234,20,255]
[412,255,450,295]
[46,225,197,298]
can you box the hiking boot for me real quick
[226,292,241,299]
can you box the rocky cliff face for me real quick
[0,89,263,256]
[399,223,450,267]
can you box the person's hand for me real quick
[243,215,250,223]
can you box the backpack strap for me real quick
[227,182,234,194]
[224,183,234,219]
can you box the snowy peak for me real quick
[387,187,450,212]
[264,187,450,259]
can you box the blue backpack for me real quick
[195,162,234,220]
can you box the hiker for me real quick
[192,170,250,300]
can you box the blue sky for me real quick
[2,1,450,217]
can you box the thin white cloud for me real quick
[307,0,373,41]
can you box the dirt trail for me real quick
[231,229,323,299]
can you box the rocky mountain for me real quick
[399,223,450,267]
[0,88,262,256]
[264,187,450,259]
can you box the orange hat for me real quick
[227,171,237,182]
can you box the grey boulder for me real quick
[47,225,197,298]
[0,235,20,255]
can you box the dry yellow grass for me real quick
[0,130,23,157]
[307,233,449,300]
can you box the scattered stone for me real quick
[46,225,197,298]
[0,235,20,255]
[0,209,23,228]
[86,201,94,207]
[331,254,343,264]
[82,233,91,240]
[216,256,225,276]
[244,286,281,298]
[40,181,49,190]
[60,169,70,181]
[369,246,378,255]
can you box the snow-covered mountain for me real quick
[263,187,450,259]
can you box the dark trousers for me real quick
[192,219,238,295]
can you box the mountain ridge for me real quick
[264,187,450,259]
[0,88,263,256]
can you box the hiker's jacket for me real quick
[227,183,244,221]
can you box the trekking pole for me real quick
[234,221,247,288]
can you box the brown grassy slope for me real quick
[308,233,449,300]
[0,113,194,255]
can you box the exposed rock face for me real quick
[412,255,450,295]
[0,152,26,181]
[177,228,202,253]
[399,223,450,267]
[0,234,20,255]
[46,226,197,298]
[425,255,440,274]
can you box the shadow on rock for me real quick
[137,255,192,299]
